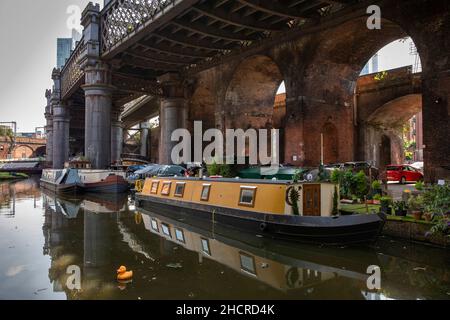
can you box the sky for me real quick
[0,1,419,132]
[0,0,101,133]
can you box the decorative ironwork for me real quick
[113,73,163,96]
[101,0,174,53]
[61,37,86,99]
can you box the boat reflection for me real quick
[136,209,378,296]
[42,190,129,299]
[38,191,450,300]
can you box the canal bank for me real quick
[0,177,449,300]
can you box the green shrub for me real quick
[415,181,425,191]
[333,169,369,199]
[330,169,343,184]
[207,161,220,176]
[332,185,339,215]
[354,171,369,199]
[206,161,234,178]
[372,180,381,190]
[293,169,305,183]
[373,194,382,201]
[380,196,393,208]
[422,184,450,215]
[219,164,233,178]
[408,195,424,211]
[393,200,407,212]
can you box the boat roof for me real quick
[149,176,333,185]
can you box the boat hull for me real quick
[78,175,129,194]
[40,180,79,195]
[135,194,386,245]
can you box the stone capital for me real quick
[158,73,187,98]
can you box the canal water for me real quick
[1,177,449,300]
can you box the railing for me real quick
[101,0,173,53]
[61,37,86,99]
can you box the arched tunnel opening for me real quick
[356,37,423,170]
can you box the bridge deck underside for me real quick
[103,0,350,81]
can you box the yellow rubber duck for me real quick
[117,265,133,281]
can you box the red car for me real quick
[386,165,424,184]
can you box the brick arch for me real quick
[284,16,422,167]
[224,55,284,130]
[188,82,216,132]
[368,94,422,128]
[34,146,47,157]
[12,145,35,159]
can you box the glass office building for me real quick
[57,38,72,69]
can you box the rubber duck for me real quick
[117,265,133,281]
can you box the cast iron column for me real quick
[111,109,123,164]
[44,89,53,166]
[51,69,70,169]
[80,3,115,169]
[158,73,187,165]
[140,122,150,159]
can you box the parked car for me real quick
[126,165,146,175]
[386,164,424,184]
[157,165,186,177]
[410,161,424,171]
[238,165,308,180]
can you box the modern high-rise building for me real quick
[57,38,72,69]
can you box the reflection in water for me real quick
[0,177,449,300]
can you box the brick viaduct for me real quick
[44,0,450,182]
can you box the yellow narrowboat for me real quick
[135,178,385,245]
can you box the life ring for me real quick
[286,267,300,288]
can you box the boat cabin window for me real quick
[161,182,172,196]
[151,218,159,232]
[239,252,257,276]
[151,181,160,194]
[201,238,211,256]
[174,182,186,197]
[175,228,185,243]
[239,186,257,207]
[201,184,211,201]
[161,223,171,237]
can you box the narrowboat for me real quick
[41,168,129,195]
[78,172,129,193]
[135,178,386,245]
[40,168,81,194]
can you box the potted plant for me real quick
[371,180,382,196]
[393,201,407,217]
[423,211,434,222]
[408,195,424,220]
[373,194,381,205]
[380,196,393,215]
